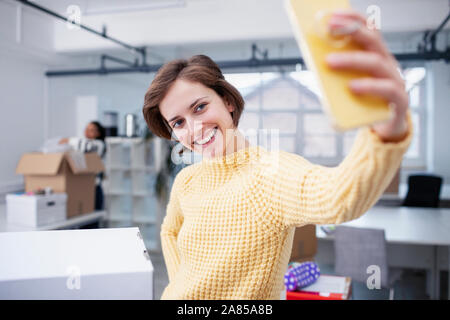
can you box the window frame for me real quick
[229,64,427,169]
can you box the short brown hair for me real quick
[142,55,245,140]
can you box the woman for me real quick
[59,121,107,210]
[142,10,412,299]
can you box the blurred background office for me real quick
[0,0,449,300]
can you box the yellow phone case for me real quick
[285,0,392,131]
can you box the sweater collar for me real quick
[199,145,265,171]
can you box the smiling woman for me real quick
[141,10,414,299]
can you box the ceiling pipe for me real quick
[100,54,138,69]
[418,10,450,53]
[45,51,450,77]
[15,0,147,63]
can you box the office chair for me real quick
[334,226,402,300]
[402,174,443,208]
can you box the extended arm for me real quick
[256,111,413,229]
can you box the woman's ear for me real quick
[226,101,235,114]
[222,96,235,113]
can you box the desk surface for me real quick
[317,206,450,246]
[0,204,106,232]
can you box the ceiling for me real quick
[25,0,450,53]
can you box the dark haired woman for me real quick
[143,10,412,299]
[59,121,107,210]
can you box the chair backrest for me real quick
[334,226,389,288]
[402,174,443,208]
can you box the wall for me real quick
[0,51,46,193]
[47,72,153,139]
[425,60,450,196]
[0,1,56,195]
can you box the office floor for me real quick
[149,251,448,300]
[149,252,169,300]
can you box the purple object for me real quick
[284,261,320,291]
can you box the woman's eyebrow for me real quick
[168,96,207,123]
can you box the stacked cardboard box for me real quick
[289,224,317,263]
[15,152,104,218]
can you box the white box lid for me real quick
[6,193,67,206]
[0,227,153,282]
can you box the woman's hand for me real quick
[325,9,409,143]
[58,138,69,145]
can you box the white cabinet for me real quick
[104,137,165,252]
[0,227,153,299]
[6,193,67,227]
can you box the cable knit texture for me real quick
[160,113,413,300]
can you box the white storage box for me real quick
[6,193,67,227]
[0,227,153,299]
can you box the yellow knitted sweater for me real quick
[160,114,413,300]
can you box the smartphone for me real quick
[285,0,392,131]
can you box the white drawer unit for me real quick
[6,193,67,227]
[0,227,154,299]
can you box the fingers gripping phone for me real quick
[285,0,392,131]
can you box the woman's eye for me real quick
[173,119,183,128]
[195,103,206,112]
[172,103,206,128]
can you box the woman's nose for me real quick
[175,118,195,144]
[186,119,205,142]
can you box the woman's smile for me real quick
[194,126,218,148]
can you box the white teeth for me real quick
[195,128,217,145]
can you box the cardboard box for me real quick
[0,227,153,299]
[6,193,67,227]
[289,224,317,263]
[16,152,104,218]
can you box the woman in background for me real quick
[59,121,107,210]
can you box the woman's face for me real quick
[85,123,99,139]
[159,79,236,158]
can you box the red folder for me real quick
[286,275,352,300]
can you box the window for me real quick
[402,66,427,168]
[226,65,427,168]
[303,113,336,158]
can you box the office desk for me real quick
[316,206,450,300]
[0,204,106,232]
